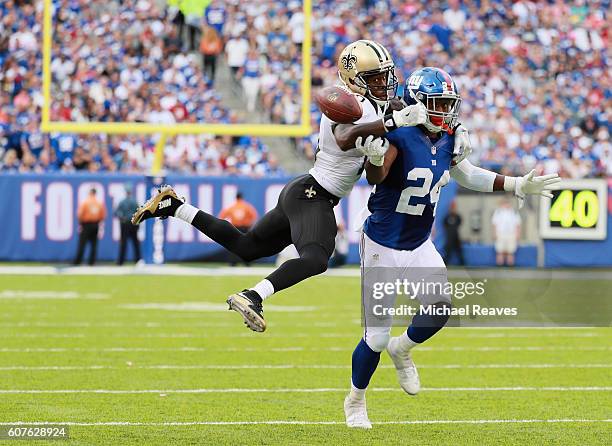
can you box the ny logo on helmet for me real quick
[341,53,357,71]
[408,75,423,88]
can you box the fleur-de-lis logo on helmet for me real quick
[341,53,357,71]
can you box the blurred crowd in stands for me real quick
[300,0,610,178]
[1,0,610,179]
[0,0,285,176]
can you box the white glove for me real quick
[452,124,472,164]
[514,170,561,208]
[384,102,428,130]
[355,135,389,167]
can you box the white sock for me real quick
[397,331,419,352]
[250,279,275,300]
[174,204,199,224]
[349,382,366,400]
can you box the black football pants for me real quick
[190,175,339,293]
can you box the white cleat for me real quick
[344,395,372,429]
[387,336,420,395]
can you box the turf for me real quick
[0,273,610,445]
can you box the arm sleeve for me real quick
[450,159,497,192]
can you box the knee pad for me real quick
[299,244,329,275]
[364,329,391,353]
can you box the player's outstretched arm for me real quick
[450,124,560,208]
[450,160,561,208]
[333,102,427,151]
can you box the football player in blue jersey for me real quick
[344,67,561,428]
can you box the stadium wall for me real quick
[2,174,609,267]
[2,173,375,264]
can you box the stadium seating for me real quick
[303,0,610,177]
[0,0,282,176]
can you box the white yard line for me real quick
[0,387,609,394]
[0,331,604,339]
[458,332,603,338]
[119,303,317,312]
[0,363,609,371]
[0,322,606,333]
[0,290,109,300]
[0,419,609,426]
[1,265,612,280]
[0,346,609,353]
[0,333,358,339]
[448,326,603,330]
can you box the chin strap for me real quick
[423,121,443,134]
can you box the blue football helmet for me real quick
[403,67,461,133]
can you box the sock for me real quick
[250,279,275,300]
[174,204,199,224]
[351,338,381,390]
[349,382,366,400]
[399,330,420,351]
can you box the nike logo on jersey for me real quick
[305,186,317,198]
[158,198,171,209]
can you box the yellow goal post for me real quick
[40,0,313,174]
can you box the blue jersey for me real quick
[205,6,226,34]
[243,58,259,78]
[364,126,454,251]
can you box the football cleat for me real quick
[386,336,420,395]
[344,395,372,429]
[226,289,266,333]
[131,185,184,225]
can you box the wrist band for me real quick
[383,112,397,132]
[503,176,517,192]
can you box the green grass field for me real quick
[0,272,610,445]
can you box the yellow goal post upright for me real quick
[40,0,313,175]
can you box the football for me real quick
[314,85,363,124]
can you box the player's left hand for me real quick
[355,135,389,166]
[515,170,561,208]
[452,124,471,164]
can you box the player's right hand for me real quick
[391,102,428,128]
[355,135,389,166]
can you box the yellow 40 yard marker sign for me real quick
[539,179,608,240]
